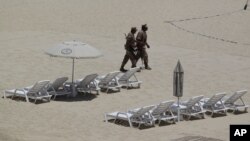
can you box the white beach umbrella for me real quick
[45,40,102,96]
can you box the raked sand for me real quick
[0,0,250,141]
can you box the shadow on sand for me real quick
[172,136,224,141]
[53,93,98,102]
[105,119,176,130]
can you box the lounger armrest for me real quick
[200,98,209,103]
[63,83,72,89]
[24,85,33,90]
[64,82,77,90]
[179,100,188,105]
[65,82,78,86]
[14,88,26,94]
[128,108,140,114]
[116,112,129,119]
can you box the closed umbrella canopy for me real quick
[173,60,184,98]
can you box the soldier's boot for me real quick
[120,62,128,72]
[120,66,128,72]
[120,55,130,72]
[144,55,151,70]
[144,63,152,70]
[145,66,152,70]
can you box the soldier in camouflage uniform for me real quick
[136,24,152,70]
[120,27,138,72]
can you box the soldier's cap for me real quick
[131,27,137,31]
[142,24,147,28]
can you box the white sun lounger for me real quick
[76,73,100,94]
[4,80,51,103]
[201,93,227,117]
[150,100,177,125]
[179,95,206,120]
[105,105,155,128]
[47,77,71,100]
[223,90,249,113]
[118,67,142,89]
[98,71,121,93]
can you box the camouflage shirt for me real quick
[125,32,136,51]
[136,30,147,48]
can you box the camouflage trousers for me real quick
[137,48,149,68]
[120,50,138,68]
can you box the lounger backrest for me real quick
[119,68,139,82]
[51,77,68,91]
[99,71,120,85]
[28,80,50,96]
[131,105,155,119]
[185,95,204,108]
[79,73,98,88]
[204,93,226,106]
[224,90,247,104]
[151,100,175,116]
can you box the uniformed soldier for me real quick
[136,24,151,70]
[120,27,138,72]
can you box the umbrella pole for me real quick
[178,97,180,122]
[72,58,76,97]
[72,58,75,83]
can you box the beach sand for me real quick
[0,0,250,140]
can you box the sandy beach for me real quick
[1,0,250,141]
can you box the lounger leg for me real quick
[138,123,141,128]
[53,95,57,100]
[11,93,15,100]
[244,107,248,112]
[104,114,108,122]
[106,88,109,93]
[211,106,215,117]
[128,118,133,128]
[152,120,155,126]
[201,113,205,119]
[173,118,176,124]
[25,95,29,102]
[3,91,6,99]
[211,112,214,117]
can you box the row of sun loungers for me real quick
[201,90,248,116]
[105,90,249,128]
[3,67,142,103]
[105,100,178,128]
[98,68,142,93]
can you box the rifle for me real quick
[244,0,249,10]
